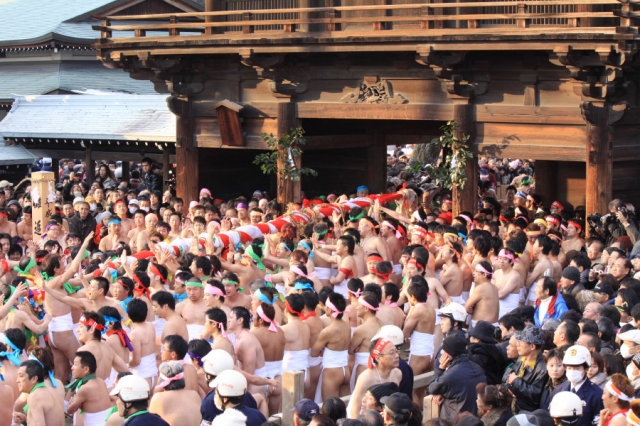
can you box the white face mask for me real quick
[129,207,137,214]
[89,203,97,211]
[621,343,634,359]
[141,207,149,212]
[565,369,585,385]
[73,192,83,198]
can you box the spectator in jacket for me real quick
[503,325,549,413]
[68,201,97,251]
[138,157,163,193]
[553,320,580,352]
[468,321,505,385]
[475,383,512,426]
[428,333,487,423]
[540,349,567,411]
[534,278,568,327]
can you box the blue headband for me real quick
[102,315,122,334]
[294,282,314,292]
[255,290,274,305]
[0,336,22,366]
[298,241,314,259]
[280,243,292,253]
[357,185,368,193]
[28,354,56,387]
[107,218,121,227]
[457,233,467,244]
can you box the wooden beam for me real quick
[297,103,454,121]
[452,103,477,216]
[176,98,200,203]
[26,149,175,164]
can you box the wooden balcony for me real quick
[93,0,640,58]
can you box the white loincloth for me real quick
[309,354,323,367]
[276,284,286,296]
[527,282,538,303]
[471,319,499,328]
[283,349,309,375]
[131,353,158,380]
[333,279,349,299]
[350,326,356,337]
[450,295,465,305]
[152,317,166,338]
[83,407,112,426]
[186,324,205,341]
[314,348,349,403]
[393,264,403,275]
[350,352,369,392]
[409,330,434,360]
[461,291,470,303]
[500,293,521,319]
[519,286,527,304]
[264,360,283,378]
[48,313,75,348]
[105,368,117,389]
[254,366,268,378]
[315,267,332,280]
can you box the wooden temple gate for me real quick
[93,0,640,215]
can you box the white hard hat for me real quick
[203,349,234,383]
[109,375,150,402]
[371,325,404,346]
[438,303,467,322]
[618,329,640,345]
[563,345,592,367]
[549,391,584,418]
[211,369,247,397]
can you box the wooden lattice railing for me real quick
[92,0,638,39]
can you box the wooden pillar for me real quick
[582,101,622,221]
[534,160,557,207]
[176,98,200,203]
[276,101,299,206]
[205,0,224,34]
[281,371,305,426]
[367,130,387,194]
[85,147,93,186]
[162,149,170,192]
[121,161,130,182]
[30,172,56,241]
[451,102,477,215]
[51,158,60,182]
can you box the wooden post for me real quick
[367,131,387,194]
[30,172,56,241]
[121,161,130,182]
[533,160,557,207]
[176,98,200,204]
[281,371,305,426]
[51,158,60,182]
[163,149,170,192]
[451,102,477,216]
[85,147,93,186]
[276,101,299,206]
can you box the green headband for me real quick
[82,250,90,261]
[14,258,37,275]
[222,279,239,286]
[349,211,365,221]
[185,280,203,288]
[245,245,266,271]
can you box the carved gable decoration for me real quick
[341,76,407,104]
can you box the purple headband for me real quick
[237,203,248,209]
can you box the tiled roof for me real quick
[0,142,39,165]
[0,61,156,99]
[0,94,176,142]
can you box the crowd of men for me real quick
[0,153,639,426]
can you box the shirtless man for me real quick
[380,218,404,275]
[127,210,146,253]
[465,261,499,326]
[302,292,325,400]
[0,208,17,238]
[13,360,64,426]
[562,219,585,255]
[228,306,267,392]
[98,306,132,368]
[160,335,201,394]
[67,351,113,426]
[493,248,523,318]
[282,294,311,392]
[438,244,464,304]
[16,206,32,242]
[44,275,126,320]
[361,253,382,285]
[403,278,435,404]
[526,235,554,306]
[76,312,128,387]
[359,217,391,261]
[252,303,285,415]
[348,292,383,392]
[203,280,231,315]
[41,231,93,381]
[347,337,402,419]
[0,377,12,426]
[149,361,201,426]
[99,218,125,252]
[147,262,168,294]
[221,272,252,310]
[311,293,351,401]
[378,283,405,328]
[113,200,134,236]
[151,291,189,345]
[127,299,158,386]
[136,213,159,253]
[220,255,259,292]
[0,329,26,399]
[311,222,334,288]
[203,308,235,358]
[1,283,51,336]
[313,236,358,298]
[176,277,208,341]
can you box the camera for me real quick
[618,206,628,217]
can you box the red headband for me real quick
[368,338,393,369]
[80,315,104,331]
[568,221,582,231]
[285,300,303,317]
[374,270,392,281]
[149,264,166,283]
[132,275,150,299]
[407,258,425,270]
[367,255,383,263]
[545,216,559,225]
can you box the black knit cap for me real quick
[442,333,468,358]
[368,382,399,405]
